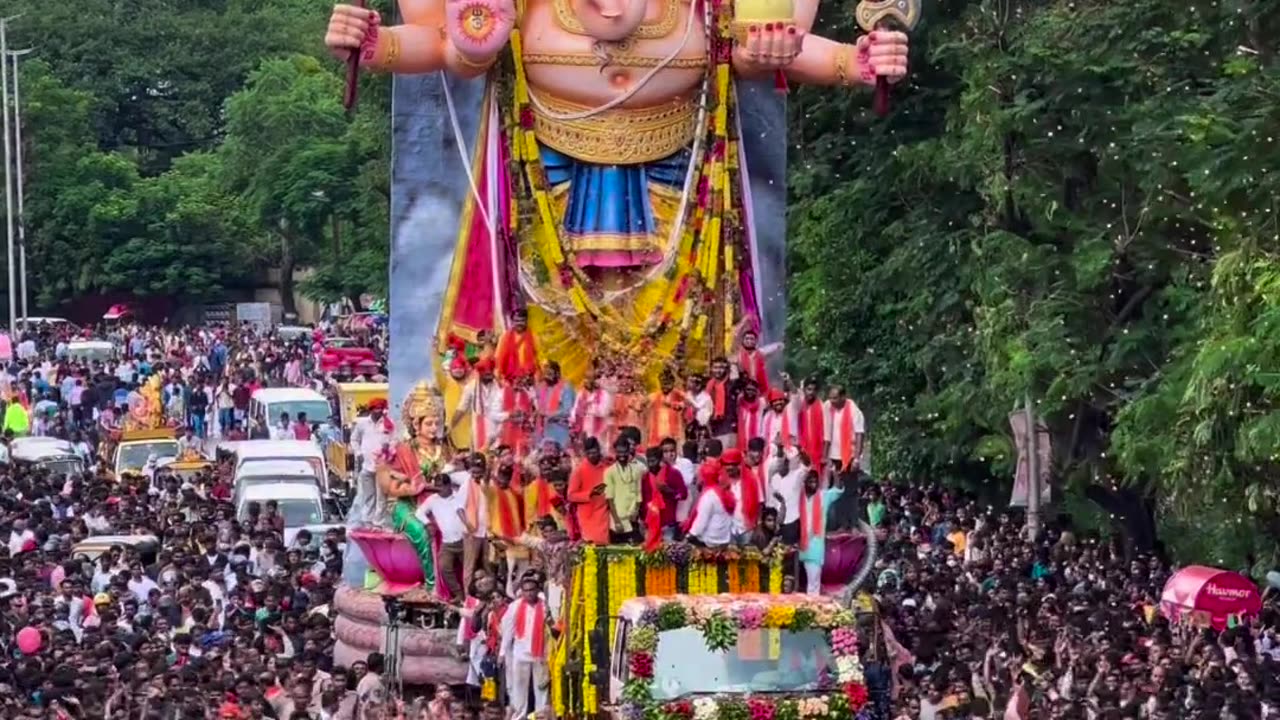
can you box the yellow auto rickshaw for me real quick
[328,382,389,481]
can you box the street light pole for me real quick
[9,47,32,332]
[1,17,16,335]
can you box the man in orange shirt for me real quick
[567,437,610,544]
[495,308,539,383]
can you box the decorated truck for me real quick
[611,594,869,720]
[546,543,872,720]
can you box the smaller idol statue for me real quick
[375,382,455,596]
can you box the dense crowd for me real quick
[0,319,1276,720]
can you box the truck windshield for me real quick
[116,441,180,472]
[648,627,836,700]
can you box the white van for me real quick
[232,459,324,508]
[236,482,328,545]
[67,340,118,363]
[249,388,332,440]
[233,439,331,492]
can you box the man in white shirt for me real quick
[687,461,734,547]
[768,446,808,545]
[7,518,35,555]
[669,439,699,524]
[686,374,714,429]
[126,563,160,599]
[499,576,552,720]
[417,474,471,600]
[451,358,507,451]
[573,374,615,447]
[270,412,292,440]
[824,386,866,477]
[349,399,394,520]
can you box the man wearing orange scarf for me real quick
[524,454,567,532]
[451,358,508,452]
[647,370,686,445]
[824,385,866,477]
[796,470,841,595]
[736,379,765,449]
[495,308,539,383]
[488,465,527,596]
[572,373,615,449]
[498,577,551,719]
[705,357,738,448]
[721,448,762,542]
[797,377,831,480]
[760,388,798,451]
[684,460,736,547]
[640,446,687,550]
[732,324,783,396]
[500,374,536,458]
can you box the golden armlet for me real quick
[455,51,498,70]
[834,44,853,87]
[364,30,402,72]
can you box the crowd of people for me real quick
[0,318,1276,720]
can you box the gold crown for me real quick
[404,380,445,423]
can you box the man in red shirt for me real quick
[640,446,687,548]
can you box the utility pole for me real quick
[9,47,32,332]
[1025,392,1041,541]
[1,16,16,336]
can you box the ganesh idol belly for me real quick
[519,0,707,109]
[517,0,709,267]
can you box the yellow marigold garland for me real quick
[581,545,599,713]
[503,0,748,365]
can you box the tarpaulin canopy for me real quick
[1160,565,1262,631]
[103,303,132,320]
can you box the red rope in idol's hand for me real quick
[344,0,368,111]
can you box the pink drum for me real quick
[820,533,868,592]
[350,528,425,594]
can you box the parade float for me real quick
[542,537,879,718]
[334,382,469,685]
[330,0,913,686]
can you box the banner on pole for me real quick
[1009,409,1052,507]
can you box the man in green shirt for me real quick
[866,486,886,527]
[604,437,645,543]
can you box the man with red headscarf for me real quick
[350,397,394,520]
[721,448,762,543]
[451,357,508,452]
[684,460,734,547]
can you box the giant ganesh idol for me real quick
[324,0,907,388]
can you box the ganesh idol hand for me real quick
[446,0,517,66]
[325,4,380,62]
[734,22,806,73]
[856,30,909,84]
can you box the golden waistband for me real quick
[521,52,707,70]
[530,90,697,165]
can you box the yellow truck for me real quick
[108,428,180,479]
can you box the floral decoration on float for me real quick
[618,596,871,720]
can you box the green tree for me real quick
[788,0,1280,564]
[220,54,387,315]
